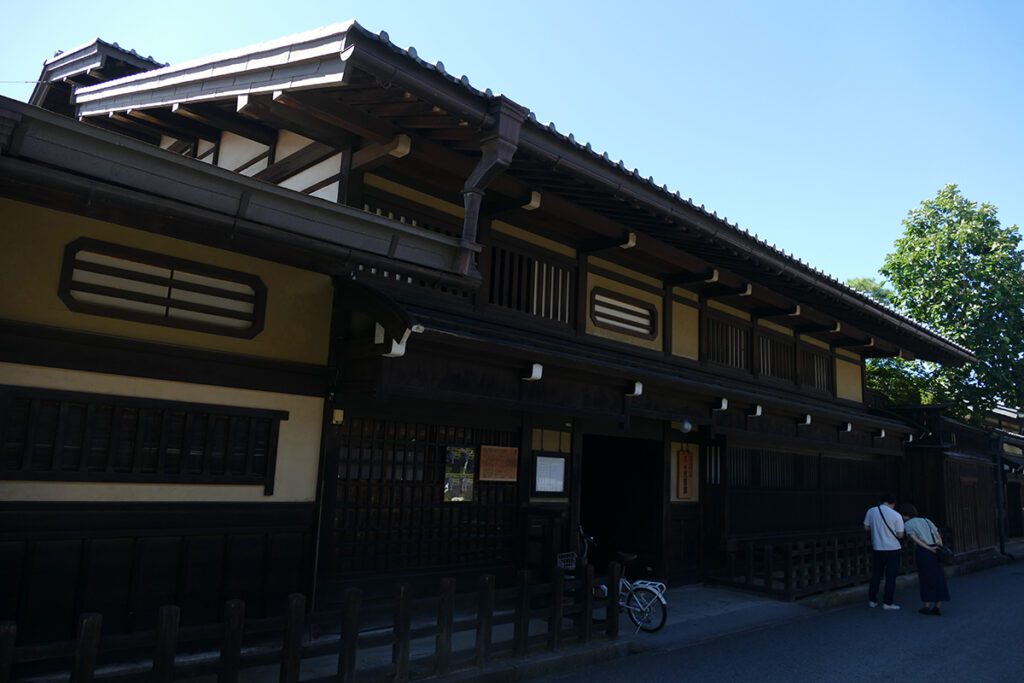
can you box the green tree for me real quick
[847,277,894,307]
[873,184,1024,418]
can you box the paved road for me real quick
[537,562,1024,683]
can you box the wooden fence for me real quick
[1,563,622,683]
[720,532,919,600]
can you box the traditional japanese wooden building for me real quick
[0,22,976,641]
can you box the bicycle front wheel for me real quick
[625,587,667,632]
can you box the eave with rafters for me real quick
[61,20,974,367]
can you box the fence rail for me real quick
[1,563,622,683]
[718,532,919,600]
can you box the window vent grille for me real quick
[589,288,657,338]
[60,238,266,338]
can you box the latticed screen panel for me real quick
[332,417,519,575]
[800,349,834,394]
[706,316,751,370]
[488,245,573,324]
[758,334,796,382]
[0,385,285,492]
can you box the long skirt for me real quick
[916,546,951,602]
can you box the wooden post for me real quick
[745,543,754,585]
[784,544,795,600]
[475,574,495,667]
[606,562,621,639]
[547,570,564,651]
[338,588,362,683]
[70,613,102,683]
[392,584,411,683]
[764,545,775,592]
[0,621,17,683]
[280,594,305,683]
[153,605,180,683]
[580,565,594,644]
[435,578,455,676]
[219,600,245,683]
[513,569,531,656]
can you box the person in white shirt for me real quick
[863,492,905,609]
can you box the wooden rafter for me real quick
[702,282,752,300]
[237,95,354,150]
[253,142,338,185]
[172,103,277,147]
[125,108,219,143]
[350,134,412,172]
[665,269,719,287]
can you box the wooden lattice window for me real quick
[800,348,834,394]
[705,314,751,370]
[332,417,519,575]
[59,238,266,338]
[758,333,796,382]
[489,244,574,324]
[0,385,286,493]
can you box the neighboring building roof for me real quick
[59,22,975,364]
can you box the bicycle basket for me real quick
[556,552,577,570]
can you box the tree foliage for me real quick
[863,185,1024,418]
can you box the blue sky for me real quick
[3,0,1021,283]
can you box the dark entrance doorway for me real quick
[580,435,663,578]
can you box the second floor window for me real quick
[488,244,573,324]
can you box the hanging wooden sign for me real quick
[677,447,697,500]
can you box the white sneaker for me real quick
[882,604,901,611]
[868,601,878,608]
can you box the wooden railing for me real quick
[1,564,622,683]
[718,532,918,601]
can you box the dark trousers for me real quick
[869,549,900,604]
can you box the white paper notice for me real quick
[535,456,565,493]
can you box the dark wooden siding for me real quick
[944,457,997,553]
[0,502,314,644]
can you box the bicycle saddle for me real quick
[616,552,638,564]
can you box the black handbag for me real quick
[931,526,955,564]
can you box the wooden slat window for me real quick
[758,334,796,382]
[706,314,751,371]
[800,348,834,394]
[59,238,266,338]
[488,244,574,325]
[589,288,657,338]
[0,386,286,493]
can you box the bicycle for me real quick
[557,525,668,633]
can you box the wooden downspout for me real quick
[455,97,527,275]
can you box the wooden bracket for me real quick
[702,282,752,300]
[580,232,637,253]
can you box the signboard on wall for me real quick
[676,447,697,501]
[444,446,476,502]
[479,446,518,481]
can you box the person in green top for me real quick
[900,503,951,616]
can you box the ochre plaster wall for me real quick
[0,362,323,502]
[671,302,699,359]
[0,199,332,365]
[836,359,864,403]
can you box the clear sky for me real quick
[3,0,1021,283]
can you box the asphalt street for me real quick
[536,561,1024,683]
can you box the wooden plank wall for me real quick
[0,502,314,644]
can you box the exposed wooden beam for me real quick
[833,336,875,350]
[275,90,394,143]
[172,103,277,147]
[580,232,637,253]
[109,112,190,147]
[237,95,354,150]
[350,134,412,172]
[253,142,338,185]
[702,282,752,300]
[126,108,219,143]
[78,114,161,145]
[796,322,842,335]
[752,304,802,319]
[665,269,719,287]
